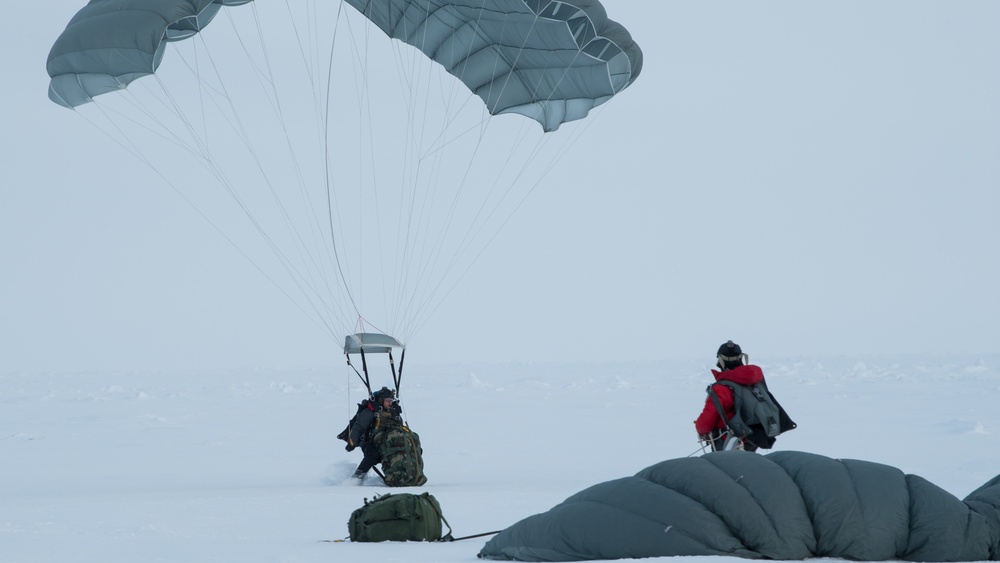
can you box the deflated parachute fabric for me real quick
[47,0,252,108]
[478,451,1000,561]
[344,0,643,132]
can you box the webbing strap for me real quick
[345,355,372,396]
[707,384,735,436]
[446,530,501,542]
[424,494,454,542]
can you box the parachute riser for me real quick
[388,349,406,399]
[359,348,373,398]
[346,352,374,399]
[343,333,405,400]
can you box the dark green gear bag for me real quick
[348,492,452,542]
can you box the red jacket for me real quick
[694,364,765,435]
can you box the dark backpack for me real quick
[337,399,372,443]
[372,413,428,487]
[348,492,451,542]
[708,379,796,449]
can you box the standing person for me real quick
[345,386,402,480]
[694,341,795,452]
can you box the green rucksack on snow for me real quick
[372,414,428,487]
[348,492,451,542]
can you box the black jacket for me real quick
[348,403,402,447]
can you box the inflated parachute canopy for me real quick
[478,451,1000,562]
[343,0,642,132]
[47,0,253,108]
[48,0,641,132]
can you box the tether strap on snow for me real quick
[425,502,502,542]
[445,530,502,542]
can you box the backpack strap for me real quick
[706,384,735,435]
[424,494,454,542]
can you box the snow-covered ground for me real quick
[2,353,998,562]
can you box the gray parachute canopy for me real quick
[344,0,643,131]
[46,0,252,108]
[479,451,1000,561]
[47,0,642,132]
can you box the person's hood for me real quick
[712,364,764,386]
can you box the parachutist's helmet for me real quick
[374,387,395,403]
[717,340,747,371]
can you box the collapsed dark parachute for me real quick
[47,0,252,108]
[346,0,642,132]
[479,451,1000,561]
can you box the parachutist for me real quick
[694,341,795,452]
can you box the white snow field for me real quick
[2,354,998,562]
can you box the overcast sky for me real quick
[2,1,998,373]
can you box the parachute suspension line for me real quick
[154,29,347,340]
[344,7,386,330]
[370,2,574,342]
[357,13,394,337]
[368,7,453,338]
[409,3,613,343]
[338,7,440,341]
[77,99,338,342]
[81,98,180,175]
[334,5,366,326]
[319,1,543,344]
[415,78,493,338]
[165,61,346,342]
[320,0,365,331]
[396,90,520,336]
[215,9,347,334]
[108,77,220,164]
[183,7,358,338]
[396,118,491,336]
[393,37,438,342]
[265,3,348,314]
[273,0,357,332]
[285,0,347,302]
[345,353,372,397]
[405,6,523,307]
[430,10,614,311]
[361,18,397,332]
[309,2,367,337]
[403,108,602,341]
[383,4,496,341]
[280,0,326,116]
[191,33,211,150]
[233,6,352,334]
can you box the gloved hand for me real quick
[345,442,356,452]
[697,434,711,443]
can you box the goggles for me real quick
[718,352,749,365]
